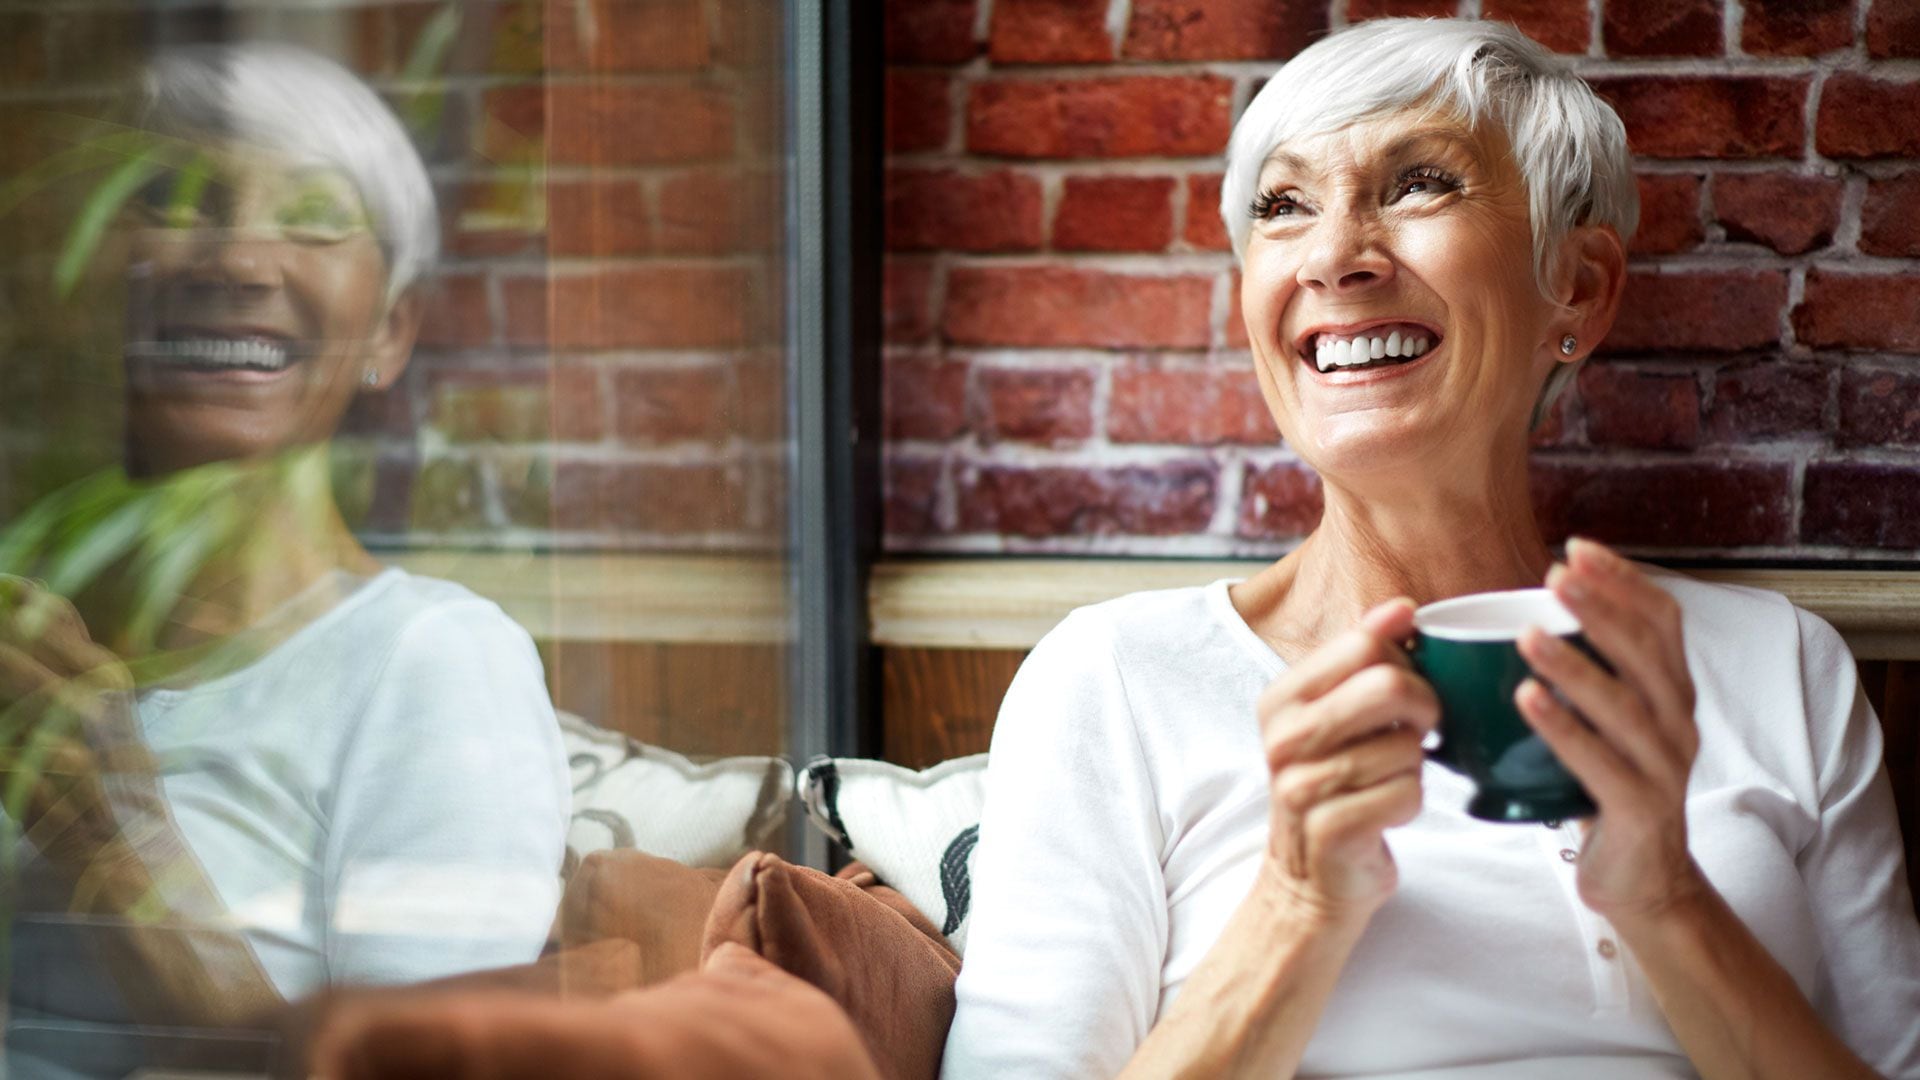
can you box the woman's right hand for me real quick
[1257,598,1436,927]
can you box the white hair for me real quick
[1222,18,1638,426]
[135,43,439,302]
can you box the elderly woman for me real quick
[2,43,567,1075]
[943,19,1920,1080]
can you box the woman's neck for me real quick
[1232,461,1554,662]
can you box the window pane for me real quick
[0,2,792,1070]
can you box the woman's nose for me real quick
[181,232,282,293]
[1296,214,1394,294]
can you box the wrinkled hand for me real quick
[1258,599,1436,925]
[0,576,157,875]
[1515,538,1709,923]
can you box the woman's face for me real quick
[121,140,416,476]
[1239,111,1572,489]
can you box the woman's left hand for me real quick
[1515,537,1711,924]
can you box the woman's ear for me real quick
[361,288,423,391]
[1553,225,1628,364]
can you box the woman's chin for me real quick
[1295,415,1455,482]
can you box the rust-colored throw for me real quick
[703,852,964,1080]
[312,942,882,1080]
[551,849,730,985]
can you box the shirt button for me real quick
[1558,848,1578,863]
[1597,938,1618,960]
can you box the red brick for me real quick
[659,169,776,254]
[1053,176,1177,252]
[956,462,1218,537]
[990,0,1113,63]
[1839,367,1920,447]
[1630,174,1704,255]
[1705,362,1829,442]
[1712,172,1841,255]
[712,0,779,68]
[1817,74,1920,158]
[1868,0,1920,57]
[1605,271,1789,354]
[491,85,734,165]
[1861,174,1920,257]
[885,456,946,537]
[734,351,785,440]
[502,275,550,348]
[546,180,650,256]
[1802,462,1920,548]
[542,0,711,71]
[1347,0,1457,18]
[944,267,1214,349]
[977,367,1096,443]
[530,267,752,350]
[885,357,971,440]
[552,461,748,534]
[1109,363,1275,444]
[1237,461,1325,539]
[419,274,495,348]
[430,371,552,443]
[1227,270,1249,350]
[887,71,952,154]
[551,366,608,441]
[612,365,734,443]
[1603,0,1722,56]
[1741,0,1854,56]
[1793,271,1920,353]
[1577,365,1700,450]
[1124,0,1328,61]
[886,169,1045,252]
[884,262,936,344]
[1185,173,1230,251]
[1482,0,1590,53]
[1590,76,1806,159]
[967,75,1233,159]
[1530,461,1793,547]
[886,0,978,63]
[447,181,543,258]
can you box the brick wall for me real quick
[0,0,784,554]
[881,0,1920,560]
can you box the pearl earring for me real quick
[362,369,380,388]
[1559,334,1578,356]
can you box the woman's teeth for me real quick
[136,338,293,372]
[1312,329,1432,373]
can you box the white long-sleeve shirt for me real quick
[8,568,570,1077]
[944,571,1920,1079]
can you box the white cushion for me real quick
[796,754,987,954]
[558,710,792,874]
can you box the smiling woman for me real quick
[943,18,1920,1080]
[0,43,569,1079]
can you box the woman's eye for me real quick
[1249,191,1305,221]
[132,174,209,228]
[278,192,364,239]
[1397,167,1460,199]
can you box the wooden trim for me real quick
[388,551,789,644]
[869,559,1920,660]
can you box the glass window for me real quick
[0,2,797,1071]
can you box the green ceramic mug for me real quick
[1410,588,1600,824]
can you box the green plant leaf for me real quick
[54,153,161,299]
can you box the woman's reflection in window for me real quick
[1,44,568,1077]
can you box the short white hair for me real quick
[135,43,439,302]
[1222,18,1638,426]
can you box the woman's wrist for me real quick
[1251,856,1380,944]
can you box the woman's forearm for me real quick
[1617,885,1878,1080]
[1119,863,1370,1080]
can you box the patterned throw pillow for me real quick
[794,754,987,955]
[558,711,792,875]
